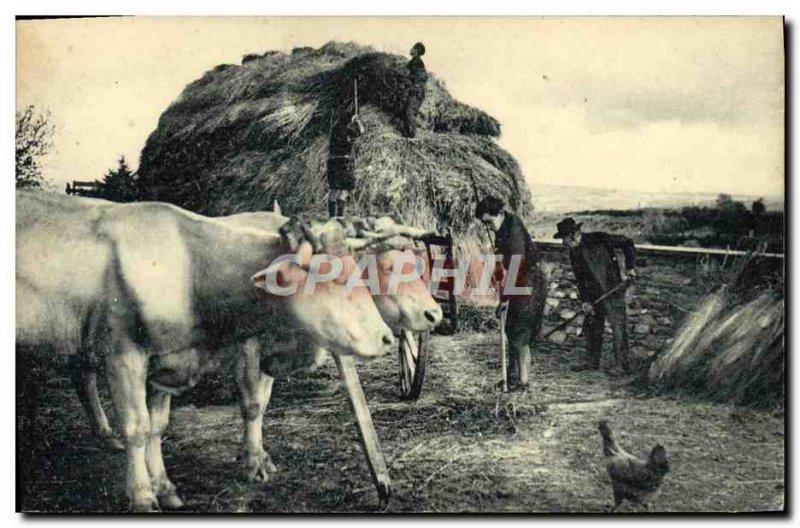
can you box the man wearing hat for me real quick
[555,218,637,372]
[476,196,547,391]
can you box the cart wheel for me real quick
[449,294,460,333]
[397,329,428,400]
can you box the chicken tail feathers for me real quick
[648,444,670,475]
[598,420,620,457]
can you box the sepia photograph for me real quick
[14,14,786,514]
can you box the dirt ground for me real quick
[18,327,785,514]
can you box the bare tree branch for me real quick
[16,105,55,189]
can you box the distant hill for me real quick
[529,184,784,214]
[526,184,784,253]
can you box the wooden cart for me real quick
[397,231,459,400]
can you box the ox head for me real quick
[339,216,444,333]
[252,219,395,358]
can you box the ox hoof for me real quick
[104,436,125,452]
[131,494,160,513]
[158,491,185,510]
[376,476,392,505]
[95,431,125,451]
[242,451,278,483]
[154,479,184,509]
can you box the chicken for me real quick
[598,420,669,510]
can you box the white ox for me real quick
[71,210,444,495]
[226,213,443,482]
[16,191,397,511]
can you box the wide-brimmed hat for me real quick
[554,217,583,239]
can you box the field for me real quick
[18,328,784,513]
[526,185,784,254]
[528,184,783,216]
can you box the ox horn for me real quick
[388,224,435,239]
[344,232,396,251]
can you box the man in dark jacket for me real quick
[555,218,637,372]
[476,196,547,390]
[402,42,428,138]
[326,112,365,217]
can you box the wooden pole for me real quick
[500,308,508,392]
[354,78,359,116]
[334,355,391,504]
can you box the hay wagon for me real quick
[396,230,459,400]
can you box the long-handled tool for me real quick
[354,78,359,117]
[350,78,361,216]
[542,278,632,340]
[499,308,508,392]
[472,185,507,391]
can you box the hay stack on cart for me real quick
[136,41,531,243]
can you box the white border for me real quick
[4,1,796,526]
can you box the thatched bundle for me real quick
[137,41,529,237]
[648,284,784,408]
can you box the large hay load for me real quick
[137,41,530,239]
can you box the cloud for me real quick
[583,92,742,131]
[499,104,783,197]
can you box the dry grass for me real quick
[649,252,785,408]
[18,328,784,513]
[136,41,529,238]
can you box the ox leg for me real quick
[68,356,124,451]
[146,390,184,509]
[106,347,158,512]
[235,338,277,482]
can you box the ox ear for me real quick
[252,259,283,292]
[251,240,315,293]
[252,259,308,293]
[273,200,282,216]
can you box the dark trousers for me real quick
[504,265,547,385]
[402,86,425,138]
[328,198,346,217]
[327,189,350,218]
[582,295,630,370]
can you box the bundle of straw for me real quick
[649,283,784,407]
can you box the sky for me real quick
[16,16,785,197]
